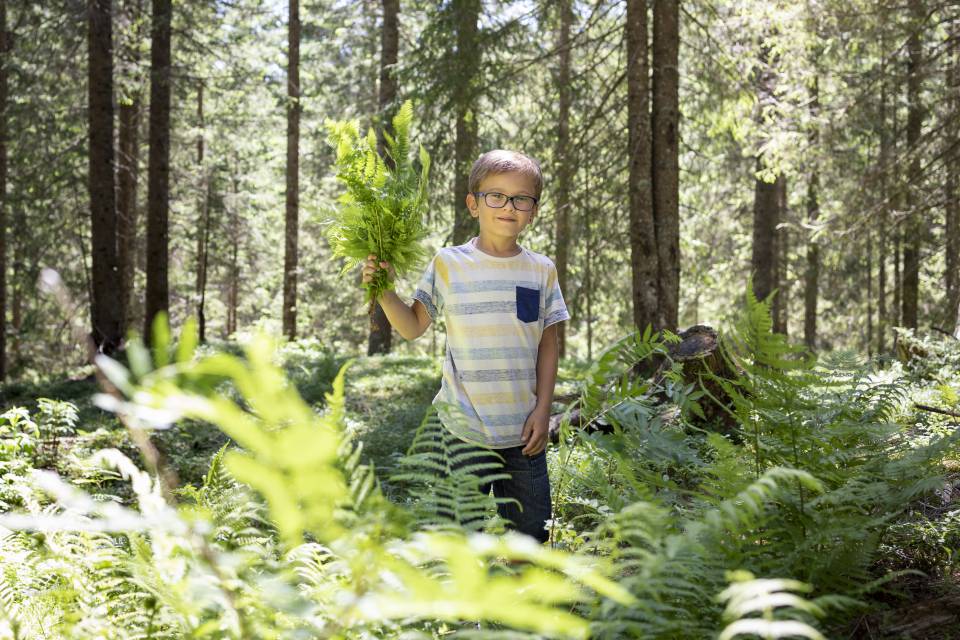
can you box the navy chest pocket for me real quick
[515,286,540,323]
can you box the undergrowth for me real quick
[0,289,957,638]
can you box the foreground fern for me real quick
[0,319,633,639]
[390,406,510,533]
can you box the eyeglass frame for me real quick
[472,191,540,212]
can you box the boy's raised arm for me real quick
[362,255,432,341]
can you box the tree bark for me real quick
[804,79,820,350]
[227,170,240,337]
[144,0,171,341]
[553,0,573,357]
[0,0,7,379]
[752,164,781,305]
[283,0,300,341]
[901,0,924,330]
[804,170,819,350]
[878,63,889,354]
[652,0,679,332]
[117,0,142,337]
[946,18,959,335]
[88,0,123,354]
[451,0,479,246]
[195,82,211,343]
[894,225,901,327]
[117,93,140,337]
[751,48,781,308]
[368,0,399,356]
[772,174,788,335]
[867,228,874,355]
[626,0,658,332]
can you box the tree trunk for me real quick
[804,170,819,350]
[901,0,924,330]
[585,180,594,361]
[752,164,781,305]
[0,0,7,379]
[772,174,788,335]
[117,92,140,337]
[368,0,399,356]
[451,0,479,246]
[878,65,889,354]
[195,82,211,343]
[894,226,901,327]
[10,204,20,367]
[227,171,240,337]
[553,0,573,357]
[946,18,959,335]
[804,79,820,350]
[144,0,171,341]
[88,0,123,355]
[117,0,142,336]
[867,228,874,355]
[626,0,658,332]
[651,0,679,332]
[283,0,300,341]
[751,42,782,308]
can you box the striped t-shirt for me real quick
[413,236,570,448]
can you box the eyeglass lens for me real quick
[484,192,535,211]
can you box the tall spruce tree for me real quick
[283,0,300,340]
[144,0,172,340]
[0,0,6,378]
[553,0,573,357]
[901,0,924,330]
[626,0,658,332]
[651,0,679,332]
[88,0,123,354]
[451,0,479,246]
[368,0,399,356]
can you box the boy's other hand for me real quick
[361,254,396,286]
[520,406,550,456]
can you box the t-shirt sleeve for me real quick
[543,261,570,329]
[412,255,444,319]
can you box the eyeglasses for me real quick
[474,191,539,212]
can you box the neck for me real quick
[474,233,521,257]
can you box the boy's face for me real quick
[466,171,538,242]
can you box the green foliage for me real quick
[717,571,825,640]
[3,292,960,637]
[326,100,432,304]
[390,405,509,533]
[0,319,632,639]
[550,283,960,637]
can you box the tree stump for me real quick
[549,325,740,441]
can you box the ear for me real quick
[466,192,479,218]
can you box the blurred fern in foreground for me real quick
[0,320,632,639]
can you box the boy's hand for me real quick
[520,406,550,456]
[361,254,396,286]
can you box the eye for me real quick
[486,192,508,206]
[514,196,535,209]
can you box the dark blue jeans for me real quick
[452,443,552,543]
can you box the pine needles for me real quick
[325,101,432,305]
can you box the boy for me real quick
[361,149,569,543]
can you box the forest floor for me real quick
[2,346,959,639]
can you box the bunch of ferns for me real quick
[326,101,431,305]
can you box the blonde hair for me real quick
[468,150,543,200]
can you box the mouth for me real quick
[496,216,518,222]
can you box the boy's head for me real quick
[466,150,542,240]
